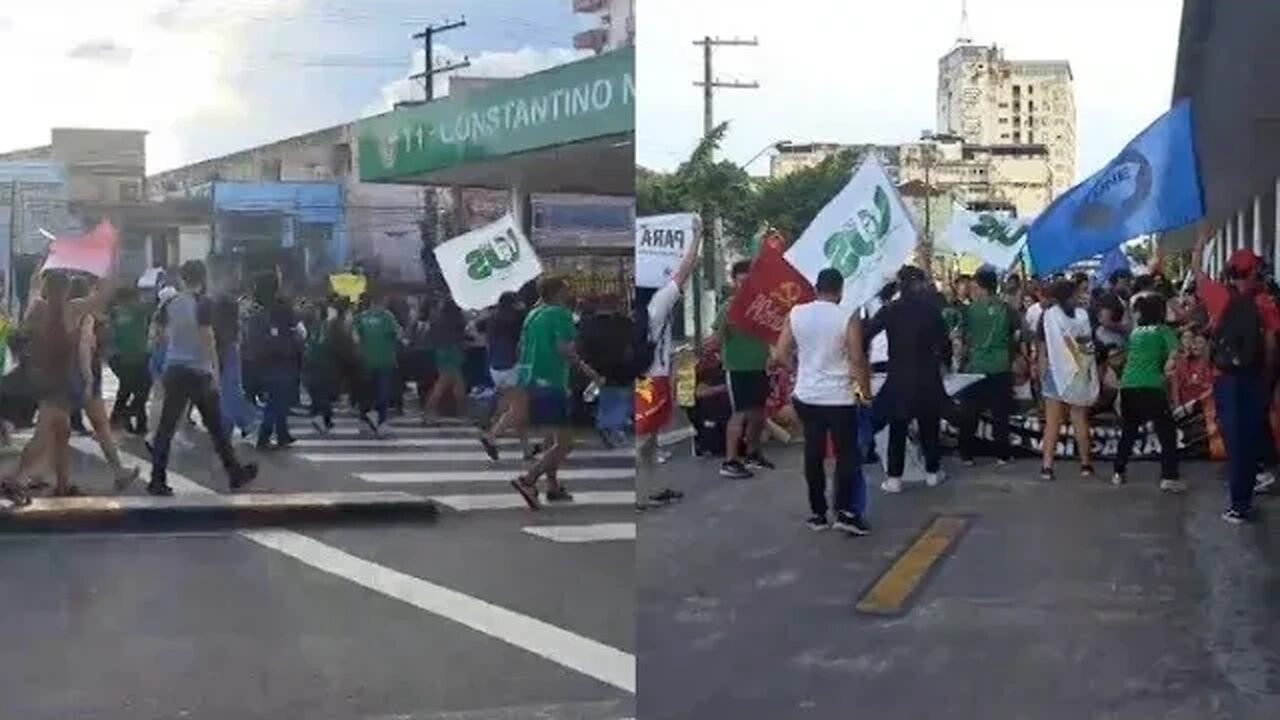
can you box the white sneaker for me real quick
[1159,479,1187,494]
[375,422,392,438]
[881,477,904,494]
[925,471,945,488]
[1255,471,1276,494]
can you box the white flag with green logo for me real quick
[784,155,919,311]
[434,213,543,310]
[939,202,1030,270]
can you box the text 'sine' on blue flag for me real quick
[1027,99,1204,276]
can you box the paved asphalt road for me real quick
[639,441,1280,720]
[0,388,636,720]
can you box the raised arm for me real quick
[670,225,704,290]
[846,314,872,403]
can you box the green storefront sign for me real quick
[358,47,634,182]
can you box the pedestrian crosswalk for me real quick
[284,415,637,544]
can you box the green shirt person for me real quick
[956,267,1021,465]
[1112,292,1182,490]
[1120,321,1179,390]
[354,303,401,371]
[108,297,152,365]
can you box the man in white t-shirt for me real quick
[635,231,702,509]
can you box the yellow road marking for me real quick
[855,515,970,616]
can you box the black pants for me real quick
[1114,387,1179,480]
[150,366,243,487]
[957,372,1014,461]
[887,411,941,478]
[794,400,861,517]
[306,362,336,426]
[109,357,152,431]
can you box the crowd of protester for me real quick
[0,260,623,508]
[671,227,1280,531]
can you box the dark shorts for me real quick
[528,386,570,427]
[727,370,769,413]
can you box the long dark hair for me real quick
[1048,279,1077,315]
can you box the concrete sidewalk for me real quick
[639,444,1280,720]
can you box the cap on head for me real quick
[1228,249,1263,279]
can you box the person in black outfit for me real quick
[864,265,950,494]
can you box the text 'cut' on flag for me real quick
[433,213,543,311]
[941,203,1030,270]
[1027,99,1204,275]
[784,154,918,311]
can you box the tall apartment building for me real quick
[936,44,1076,197]
[572,0,635,54]
[898,133,1052,220]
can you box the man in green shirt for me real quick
[354,294,402,436]
[107,287,154,435]
[956,266,1021,465]
[507,277,603,510]
[716,260,775,480]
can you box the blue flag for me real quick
[1028,99,1203,275]
[1091,246,1130,290]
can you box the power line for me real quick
[401,19,471,106]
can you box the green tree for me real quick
[748,149,859,246]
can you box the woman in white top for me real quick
[1036,278,1100,480]
[772,268,873,535]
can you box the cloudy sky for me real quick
[637,0,1183,183]
[0,0,590,173]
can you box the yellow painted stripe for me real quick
[855,515,970,616]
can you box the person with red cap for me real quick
[1194,226,1280,523]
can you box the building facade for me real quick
[769,143,901,182]
[936,44,1076,196]
[898,134,1052,220]
[572,0,635,54]
[147,123,431,288]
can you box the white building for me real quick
[572,0,634,54]
[898,133,1053,220]
[936,44,1076,197]
[769,142,901,182]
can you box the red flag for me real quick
[43,221,118,278]
[727,230,816,344]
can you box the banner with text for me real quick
[727,231,815,344]
[785,155,918,311]
[635,212,698,289]
[434,213,543,310]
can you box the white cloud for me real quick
[637,0,1182,182]
[0,0,302,171]
[362,44,587,117]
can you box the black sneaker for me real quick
[478,436,500,462]
[510,477,541,510]
[545,487,574,503]
[146,481,174,497]
[806,514,831,531]
[1040,466,1055,481]
[649,488,684,503]
[834,510,871,536]
[1222,508,1251,525]
[230,463,258,490]
[744,453,776,471]
[719,460,753,479]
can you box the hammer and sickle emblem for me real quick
[771,281,802,304]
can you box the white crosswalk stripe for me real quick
[300,449,633,463]
[358,469,636,484]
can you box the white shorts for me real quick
[490,367,519,389]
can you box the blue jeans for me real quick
[595,386,631,433]
[1214,372,1266,514]
[219,345,256,435]
[361,368,394,426]
[257,370,295,445]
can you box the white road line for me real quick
[249,530,635,693]
[430,491,636,511]
[300,449,634,463]
[68,439,636,694]
[289,438,525,449]
[522,523,636,543]
[359,469,635,484]
[291,426,479,438]
[658,427,694,447]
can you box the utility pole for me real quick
[690,35,758,342]
[408,19,471,104]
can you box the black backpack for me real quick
[1211,292,1264,373]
